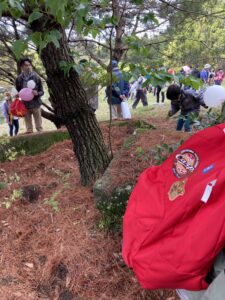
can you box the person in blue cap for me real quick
[106,60,129,120]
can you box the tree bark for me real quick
[30,22,110,185]
[112,0,126,62]
[41,108,64,129]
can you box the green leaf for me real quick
[110,15,118,25]
[143,12,159,25]
[131,0,144,4]
[28,11,43,24]
[12,40,27,59]
[0,1,8,17]
[91,28,99,38]
[8,0,24,18]
[30,32,43,46]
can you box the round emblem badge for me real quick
[173,149,199,179]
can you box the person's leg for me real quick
[184,116,191,132]
[140,90,148,106]
[8,124,13,137]
[111,105,118,120]
[161,91,165,103]
[33,108,43,132]
[132,91,141,109]
[24,109,33,133]
[156,86,162,103]
[13,119,19,136]
[116,105,122,118]
[176,116,185,131]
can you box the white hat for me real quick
[204,64,211,69]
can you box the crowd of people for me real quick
[1,58,224,137]
[105,61,224,132]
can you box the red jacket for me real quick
[122,124,225,291]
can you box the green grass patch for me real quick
[0,130,70,162]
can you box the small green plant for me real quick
[0,136,26,161]
[5,147,26,161]
[135,146,146,158]
[8,173,20,183]
[3,188,23,209]
[0,182,7,190]
[134,120,156,130]
[123,135,136,150]
[151,141,184,165]
[44,191,60,213]
[97,184,133,232]
[200,109,225,128]
[53,169,71,184]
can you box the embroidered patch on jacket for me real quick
[168,179,187,201]
[202,164,214,174]
[173,149,199,179]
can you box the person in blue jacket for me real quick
[106,60,129,120]
[200,64,211,84]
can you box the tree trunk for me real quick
[30,23,110,185]
[41,108,64,129]
[112,0,126,62]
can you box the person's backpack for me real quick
[10,98,27,117]
[122,124,225,291]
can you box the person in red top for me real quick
[214,69,224,85]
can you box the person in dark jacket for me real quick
[106,60,129,120]
[15,57,44,133]
[166,84,207,132]
[191,65,201,79]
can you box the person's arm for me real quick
[15,76,21,92]
[168,102,180,117]
[36,77,44,97]
[123,81,130,98]
[1,102,9,123]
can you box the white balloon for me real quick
[27,80,36,89]
[11,87,18,97]
[204,85,225,108]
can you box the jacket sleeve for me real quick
[37,76,44,97]
[123,81,130,97]
[15,76,22,92]
[197,90,208,108]
[168,102,180,116]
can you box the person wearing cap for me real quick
[200,64,211,84]
[106,60,129,120]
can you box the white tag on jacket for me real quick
[201,180,217,203]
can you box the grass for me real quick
[0,130,70,162]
